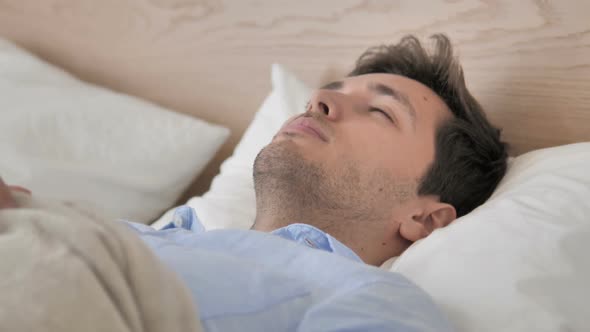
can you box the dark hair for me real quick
[349,34,508,217]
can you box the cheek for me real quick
[340,131,431,180]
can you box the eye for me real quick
[369,107,394,123]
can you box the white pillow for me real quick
[391,142,590,332]
[0,37,230,223]
[152,64,310,229]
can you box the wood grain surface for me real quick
[1,0,589,199]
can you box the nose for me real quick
[308,90,341,121]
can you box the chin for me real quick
[265,134,303,154]
[255,137,316,175]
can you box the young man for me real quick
[0,35,507,331]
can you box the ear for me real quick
[399,218,429,243]
[399,202,456,243]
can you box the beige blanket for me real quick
[0,192,203,332]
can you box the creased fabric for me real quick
[0,192,202,332]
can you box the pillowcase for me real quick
[152,64,310,229]
[391,142,590,332]
[0,37,230,223]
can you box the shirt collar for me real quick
[271,223,363,263]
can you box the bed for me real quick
[1,1,589,331]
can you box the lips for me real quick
[282,117,328,142]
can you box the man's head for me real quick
[252,34,507,265]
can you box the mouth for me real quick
[281,118,328,142]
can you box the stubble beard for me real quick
[252,139,405,234]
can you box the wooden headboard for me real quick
[1,0,589,199]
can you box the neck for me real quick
[252,195,409,266]
[251,143,408,266]
[252,184,337,231]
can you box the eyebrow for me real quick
[321,80,417,129]
[321,81,344,90]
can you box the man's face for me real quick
[254,73,452,229]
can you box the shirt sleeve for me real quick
[295,280,455,332]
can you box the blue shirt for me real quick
[126,206,454,332]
